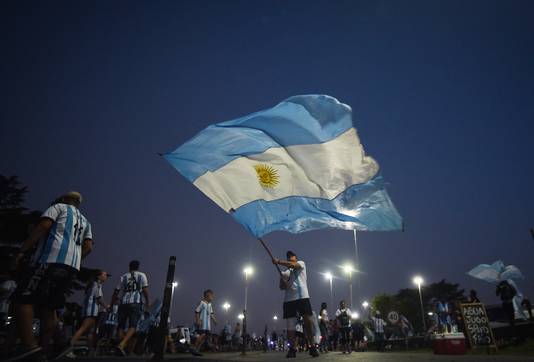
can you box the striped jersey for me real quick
[83,281,103,317]
[115,271,149,304]
[281,261,309,302]
[105,304,119,325]
[195,300,213,331]
[35,203,92,270]
[371,316,386,333]
[336,307,352,327]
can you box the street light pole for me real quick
[342,264,354,308]
[349,273,353,309]
[170,281,178,317]
[324,272,334,314]
[413,276,427,333]
[244,274,249,311]
[242,266,253,356]
[329,277,333,312]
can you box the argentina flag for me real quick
[164,95,402,238]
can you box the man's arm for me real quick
[96,296,108,311]
[142,286,150,306]
[272,258,302,270]
[81,239,94,259]
[18,218,53,256]
[194,311,201,325]
[111,287,121,306]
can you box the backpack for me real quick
[338,310,350,327]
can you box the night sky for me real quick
[2,0,534,333]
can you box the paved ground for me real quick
[70,351,531,362]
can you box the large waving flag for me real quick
[164,95,402,237]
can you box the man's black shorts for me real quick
[117,303,143,329]
[283,298,313,319]
[13,263,77,310]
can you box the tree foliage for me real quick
[0,175,28,211]
[370,279,465,333]
[0,175,40,244]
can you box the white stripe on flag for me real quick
[193,128,379,212]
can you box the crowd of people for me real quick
[0,191,533,361]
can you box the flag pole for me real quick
[353,230,360,307]
[258,238,283,276]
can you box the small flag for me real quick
[467,260,524,283]
[164,95,402,237]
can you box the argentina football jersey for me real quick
[195,300,213,331]
[34,203,92,270]
[83,281,103,318]
[117,271,149,304]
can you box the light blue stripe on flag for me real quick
[164,95,352,182]
[231,175,402,238]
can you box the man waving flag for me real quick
[164,95,402,237]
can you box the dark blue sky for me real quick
[2,0,534,332]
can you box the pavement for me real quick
[68,351,532,362]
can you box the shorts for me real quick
[13,263,77,310]
[283,298,312,319]
[197,329,210,335]
[117,303,143,329]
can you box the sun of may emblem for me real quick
[254,164,280,189]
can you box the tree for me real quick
[0,175,28,211]
[370,280,465,333]
[371,293,398,316]
[0,175,40,245]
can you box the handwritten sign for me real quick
[460,303,496,348]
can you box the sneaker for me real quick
[286,348,297,358]
[54,345,73,360]
[116,345,127,357]
[6,346,43,362]
[309,346,320,357]
[65,351,77,359]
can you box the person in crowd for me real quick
[467,289,480,303]
[262,324,268,352]
[331,317,340,351]
[294,316,305,351]
[351,314,365,352]
[271,330,278,351]
[221,321,232,350]
[318,302,329,353]
[191,289,217,356]
[335,300,352,354]
[12,191,93,361]
[112,260,150,356]
[496,280,517,327]
[57,270,110,359]
[521,297,533,321]
[272,250,319,358]
[435,300,451,333]
[232,322,242,349]
[369,310,386,352]
[103,303,119,340]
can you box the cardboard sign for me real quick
[460,303,496,349]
